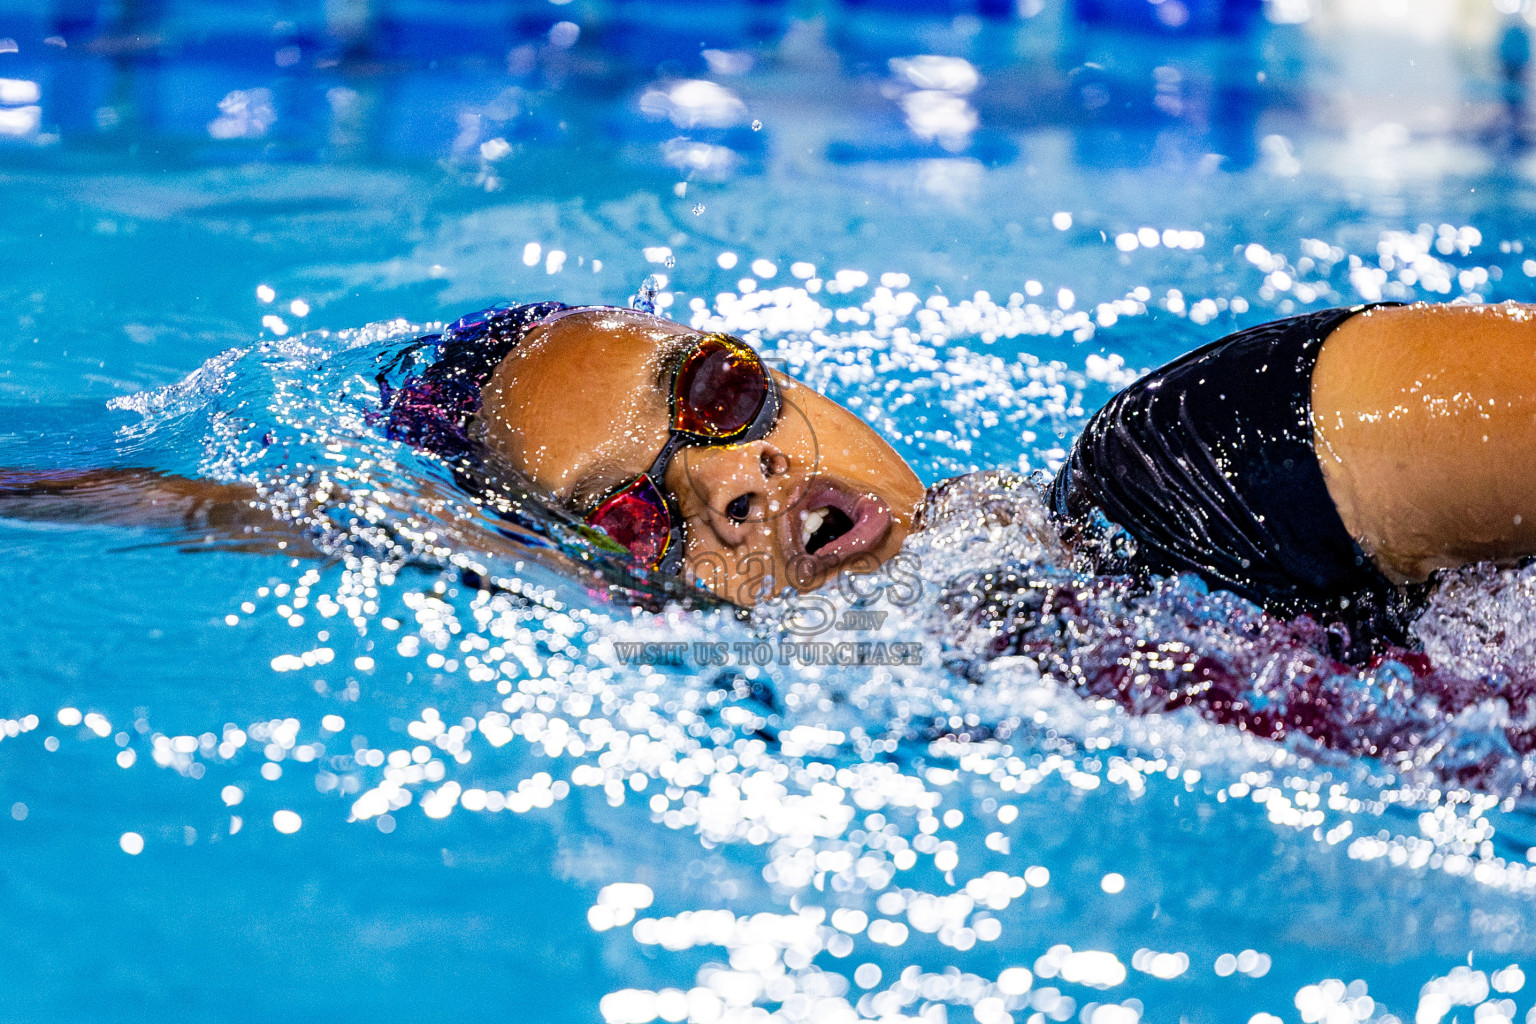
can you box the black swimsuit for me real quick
[1047,304,1419,646]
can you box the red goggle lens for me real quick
[588,480,672,567]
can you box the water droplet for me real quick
[630,275,661,314]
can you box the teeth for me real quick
[801,508,826,549]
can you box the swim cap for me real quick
[383,301,569,463]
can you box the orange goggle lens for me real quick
[672,336,769,439]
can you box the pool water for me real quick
[4,1,1536,1021]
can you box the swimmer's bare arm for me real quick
[0,468,303,545]
[1312,301,1536,582]
[0,468,613,587]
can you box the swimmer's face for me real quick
[477,307,925,606]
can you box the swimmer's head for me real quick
[474,306,925,606]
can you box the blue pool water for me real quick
[5,1,1536,1021]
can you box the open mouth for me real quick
[791,480,895,566]
[801,505,855,554]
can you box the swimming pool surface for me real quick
[4,1,1536,1021]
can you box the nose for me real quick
[667,440,803,547]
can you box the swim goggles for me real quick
[585,332,781,575]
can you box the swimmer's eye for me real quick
[725,494,752,523]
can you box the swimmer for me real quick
[9,299,1536,649]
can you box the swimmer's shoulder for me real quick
[1313,300,1536,583]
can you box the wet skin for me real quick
[1314,300,1536,583]
[475,307,927,605]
